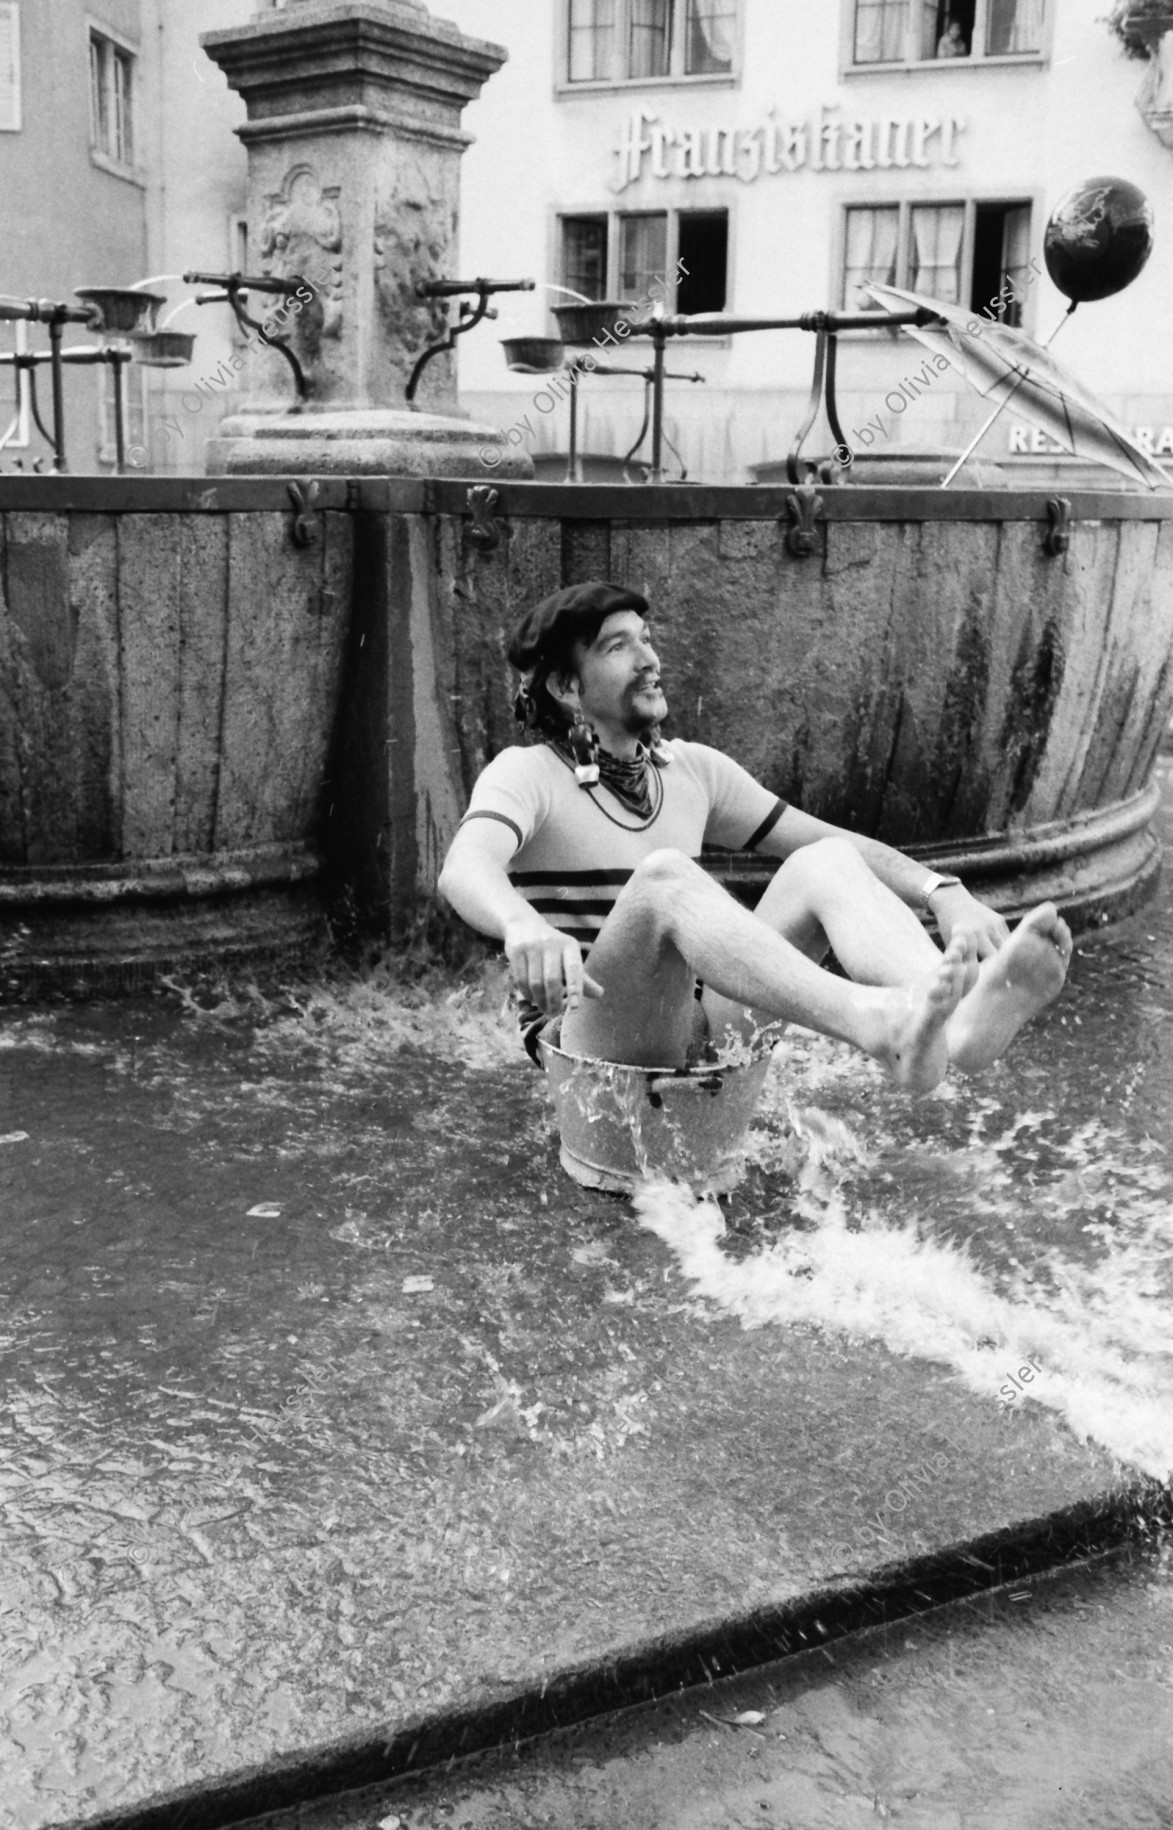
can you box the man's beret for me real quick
[506,581,650,672]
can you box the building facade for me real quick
[0,0,254,476]
[2,0,1171,483]
[443,0,1173,486]
[0,0,151,470]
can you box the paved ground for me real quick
[3,765,1173,1830]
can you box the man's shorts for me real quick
[522,979,711,1070]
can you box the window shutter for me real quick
[0,4,21,133]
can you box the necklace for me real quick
[550,740,665,830]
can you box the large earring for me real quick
[567,707,600,785]
[513,678,538,730]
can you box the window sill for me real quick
[841,54,1045,75]
[556,73,739,95]
[89,149,146,187]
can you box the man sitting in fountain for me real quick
[438,583,1072,1093]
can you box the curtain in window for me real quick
[113,50,132,163]
[619,214,669,302]
[628,0,672,77]
[90,38,111,154]
[843,207,900,308]
[999,204,1032,323]
[568,0,615,80]
[910,205,965,303]
[987,0,1042,54]
[686,0,735,72]
[854,0,906,63]
[917,0,940,59]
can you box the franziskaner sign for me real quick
[613,106,966,190]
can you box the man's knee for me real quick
[629,847,697,892]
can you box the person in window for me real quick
[937,18,969,55]
[438,583,1071,1093]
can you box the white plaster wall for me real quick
[438,0,1173,481]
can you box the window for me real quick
[89,26,135,167]
[565,0,736,83]
[619,213,669,300]
[0,3,19,131]
[560,208,727,313]
[677,213,727,312]
[568,0,615,79]
[850,0,1043,65]
[842,199,1032,320]
[563,215,609,300]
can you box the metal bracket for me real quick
[1044,496,1072,556]
[784,485,824,558]
[287,479,322,548]
[185,270,312,404]
[466,485,502,552]
[406,277,536,404]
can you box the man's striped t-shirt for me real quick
[460,738,786,1050]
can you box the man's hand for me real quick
[502,913,605,1015]
[929,884,1010,959]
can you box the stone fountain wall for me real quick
[1,475,1171,994]
[344,480,1173,936]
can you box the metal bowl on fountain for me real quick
[73,287,167,337]
[537,1032,775,1195]
[132,331,195,368]
[1043,176,1155,303]
[553,302,639,346]
[501,336,565,372]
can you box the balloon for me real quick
[1044,176,1155,303]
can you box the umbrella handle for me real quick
[940,303,1076,489]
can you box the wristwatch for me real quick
[921,871,962,905]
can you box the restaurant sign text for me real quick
[613,106,966,190]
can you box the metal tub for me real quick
[537,1032,775,1194]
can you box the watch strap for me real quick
[921,871,962,905]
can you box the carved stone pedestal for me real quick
[201,0,529,478]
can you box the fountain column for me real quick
[200,0,530,476]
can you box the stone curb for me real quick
[53,1479,1173,1830]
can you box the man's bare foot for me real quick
[866,935,978,1095]
[946,903,1072,1073]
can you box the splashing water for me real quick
[154,959,522,1075]
[632,1041,1173,1483]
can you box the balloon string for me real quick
[940,301,1077,489]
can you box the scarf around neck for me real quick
[554,735,667,817]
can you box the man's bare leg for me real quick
[700,838,1069,1070]
[559,847,976,1095]
[702,836,944,1051]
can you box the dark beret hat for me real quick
[506,581,650,672]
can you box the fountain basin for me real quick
[553,302,640,345]
[501,337,565,372]
[412,480,1173,936]
[0,477,354,995]
[133,331,196,368]
[3,476,1171,996]
[73,286,165,336]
